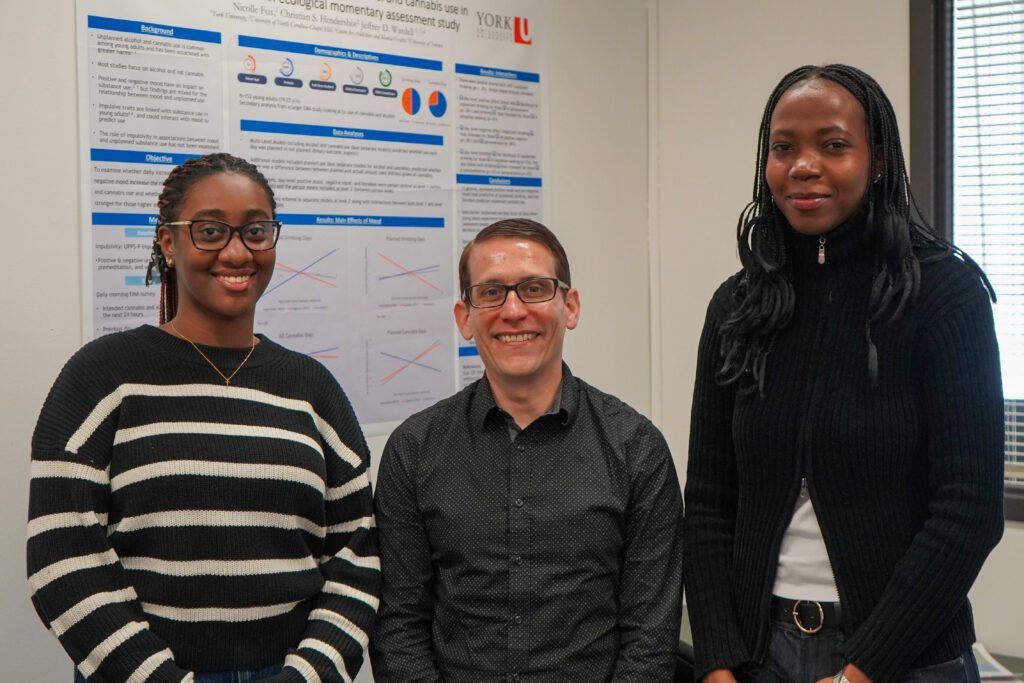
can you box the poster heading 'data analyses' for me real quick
[76,0,547,432]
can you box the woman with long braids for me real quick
[28,153,379,682]
[683,65,1004,683]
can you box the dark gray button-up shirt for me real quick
[371,365,683,682]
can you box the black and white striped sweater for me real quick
[28,325,379,683]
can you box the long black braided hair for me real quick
[717,64,994,395]
[144,153,276,324]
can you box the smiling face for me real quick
[454,237,580,393]
[158,172,276,337]
[765,78,874,235]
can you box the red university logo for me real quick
[514,17,532,44]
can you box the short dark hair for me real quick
[458,219,571,294]
[144,153,276,323]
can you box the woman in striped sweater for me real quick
[28,153,379,682]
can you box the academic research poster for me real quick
[77,0,547,431]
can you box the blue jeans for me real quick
[75,662,283,682]
[747,621,980,683]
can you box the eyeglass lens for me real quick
[191,220,279,251]
[469,278,558,307]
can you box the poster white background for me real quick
[77,0,547,432]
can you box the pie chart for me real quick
[429,90,447,117]
[402,88,421,115]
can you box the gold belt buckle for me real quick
[792,600,824,634]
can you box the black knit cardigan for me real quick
[682,216,1005,683]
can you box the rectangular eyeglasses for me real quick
[160,219,282,251]
[463,277,569,308]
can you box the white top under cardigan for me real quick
[772,484,841,603]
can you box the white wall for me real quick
[547,1,652,415]
[0,0,1018,678]
[970,524,1024,657]
[2,3,90,680]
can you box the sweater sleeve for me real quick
[27,344,196,682]
[265,372,381,683]
[682,297,752,679]
[842,273,1005,682]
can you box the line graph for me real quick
[380,351,440,373]
[265,248,338,296]
[377,252,441,292]
[276,263,338,288]
[306,345,340,360]
[380,340,441,383]
[379,264,440,281]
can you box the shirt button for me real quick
[516,444,524,452]
[513,614,523,624]
[511,554,522,566]
[513,497,523,508]
[509,675,520,683]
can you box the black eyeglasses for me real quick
[160,219,282,251]
[463,277,569,309]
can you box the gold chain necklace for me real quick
[170,321,256,386]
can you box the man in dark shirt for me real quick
[370,219,683,682]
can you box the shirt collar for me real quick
[469,362,577,432]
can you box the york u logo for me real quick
[514,16,532,44]
[477,11,533,44]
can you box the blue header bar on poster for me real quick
[454,64,540,82]
[239,35,442,71]
[456,174,542,187]
[277,214,444,228]
[241,119,443,146]
[91,149,199,165]
[93,213,159,226]
[88,15,221,44]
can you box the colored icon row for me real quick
[240,56,447,117]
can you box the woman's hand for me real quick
[815,663,872,683]
[703,668,739,683]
